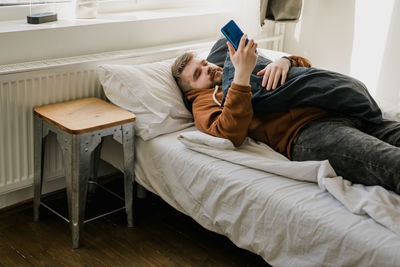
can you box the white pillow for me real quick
[97,59,194,140]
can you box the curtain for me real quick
[260,0,302,25]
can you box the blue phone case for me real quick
[221,20,248,50]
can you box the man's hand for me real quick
[256,57,291,91]
[227,34,258,86]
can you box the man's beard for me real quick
[210,67,223,87]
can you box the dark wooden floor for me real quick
[0,174,270,266]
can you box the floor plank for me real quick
[0,175,270,266]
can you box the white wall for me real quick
[283,0,356,75]
[0,9,232,65]
[284,0,400,107]
[375,0,400,107]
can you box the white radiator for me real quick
[0,67,103,195]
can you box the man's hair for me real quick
[171,52,195,93]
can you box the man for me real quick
[171,35,400,194]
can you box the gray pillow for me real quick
[206,37,229,67]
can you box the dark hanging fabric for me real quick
[260,0,303,26]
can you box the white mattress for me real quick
[101,128,400,266]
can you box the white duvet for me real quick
[177,130,400,236]
[101,128,400,266]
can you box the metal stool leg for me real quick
[122,122,135,227]
[71,135,92,249]
[58,132,95,248]
[57,132,77,247]
[33,115,48,221]
[88,140,103,201]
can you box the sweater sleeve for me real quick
[192,83,253,147]
[288,55,312,67]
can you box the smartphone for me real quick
[221,20,248,50]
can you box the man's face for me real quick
[181,58,223,90]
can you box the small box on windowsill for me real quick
[27,12,58,24]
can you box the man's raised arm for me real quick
[190,35,258,147]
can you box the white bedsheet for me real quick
[101,128,400,266]
[178,130,400,236]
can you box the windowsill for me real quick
[0,18,100,34]
[0,7,227,34]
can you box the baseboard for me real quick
[0,160,118,210]
[0,177,66,210]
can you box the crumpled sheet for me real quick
[177,130,400,236]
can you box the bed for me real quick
[97,44,400,266]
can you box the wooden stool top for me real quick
[34,97,136,134]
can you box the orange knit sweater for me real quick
[185,85,327,158]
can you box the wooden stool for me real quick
[33,97,136,248]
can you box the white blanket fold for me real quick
[177,130,400,236]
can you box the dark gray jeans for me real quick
[291,115,400,194]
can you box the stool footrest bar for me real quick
[40,201,70,223]
[89,181,125,202]
[84,207,126,223]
